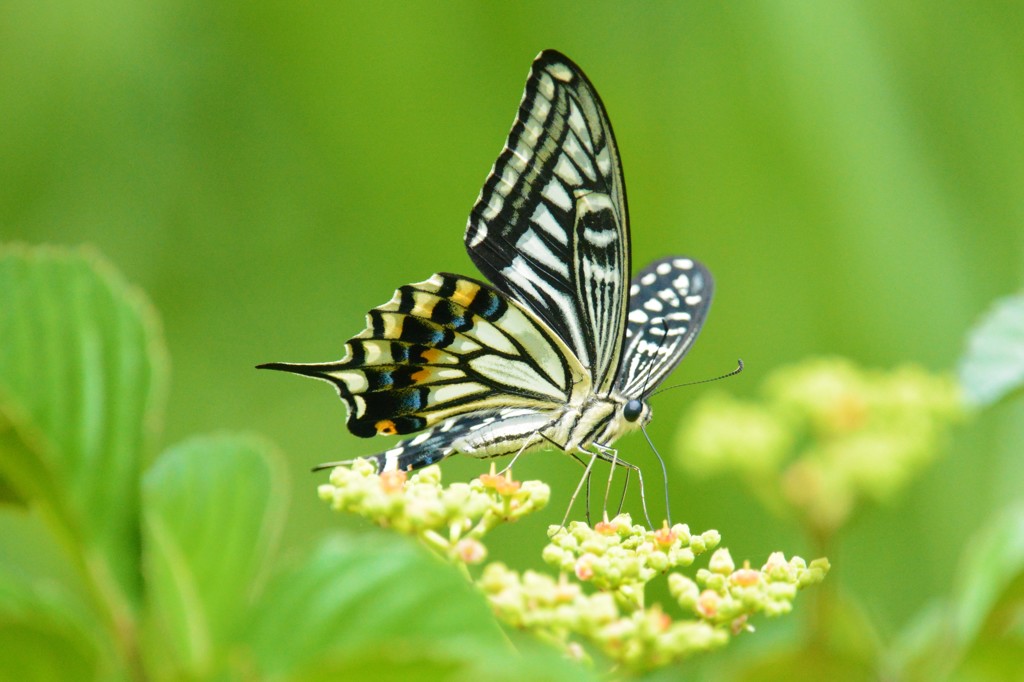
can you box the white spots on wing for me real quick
[567,103,594,153]
[666,311,692,322]
[554,153,582,186]
[656,262,672,275]
[657,288,679,304]
[505,143,531,171]
[542,178,573,211]
[328,370,368,394]
[439,419,457,433]
[411,432,431,446]
[469,317,518,355]
[468,219,489,245]
[480,190,503,220]
[640,272,657,286]
[531,94,552,122]
[578,191,613,212]
[531,203,567,244]
[596,145,611,176]
[537,72,556,100]
[564,132,596,179]
[431,382,486,403]
[547,62,574,82]
[628,309,648,324]
[516,230,569,279]
[362,343,383,364]
[648,326,665,336]
[446,334,483,354]
[629,283,640,296]
[383,447,402,471]
[643,298,663,313]
[582,260,617,284]
[685,294,703,305]
[521,119,543,146]
[583,225,617,247]
[673,258,693,269]
[497,165,518,191]
[672,274,690,292]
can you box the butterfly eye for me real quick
[623,399,644,423]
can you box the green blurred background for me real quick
[3,0,1022,670]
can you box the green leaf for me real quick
[959,292,1024,407]
[890,504,1024,680]
[952,503,1024,646]
[0,246,167,607]
[246,534,541,680]
[0,621,101,682]
[141,434,287,679]
[0,511,110,680]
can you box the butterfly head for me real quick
[618,397,653,431]
[623,398,644,423]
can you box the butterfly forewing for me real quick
[465,50,630,392]
[615,257,713,399]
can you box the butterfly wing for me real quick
[465,50,630,392]
[614,257,713,399]
[259,273,586,438]
[317,407,558,473]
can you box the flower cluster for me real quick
[480,563,727,669]
[670,549,830,628]
[318,459,549,564]
[481,514,828,672]
[320,463,828,673]
[676,358,964,535]
[543,515,719,608]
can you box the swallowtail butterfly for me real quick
[261,50,712,484]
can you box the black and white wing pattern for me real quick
[260,50,715,478]
[260,272,584,437]
[465,51,630,393]
[615,257,713,399]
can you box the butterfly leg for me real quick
[592,444,654,530]
[598,445,621,519]
[558,450,600,530]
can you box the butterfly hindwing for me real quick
[615,257,713,399]
[260,273,586,439]
[346,407,558,473]
[465,49,630,392]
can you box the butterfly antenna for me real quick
[649,359,744,398]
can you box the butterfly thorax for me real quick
[553,391,651,452]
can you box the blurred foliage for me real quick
[0,247,582,680]
[2,1,1024,679]
[959,292,1024,407]
[677,358,964,539]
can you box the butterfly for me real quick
[260,50,712,503]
